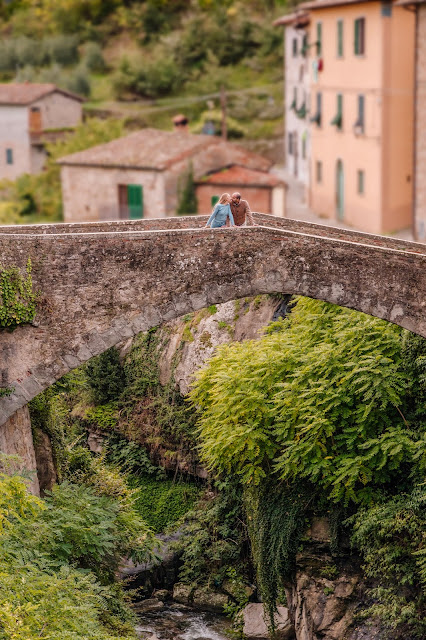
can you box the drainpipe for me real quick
[412,7,419,241]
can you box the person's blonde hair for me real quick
[218,192,231,204]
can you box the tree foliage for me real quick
[191,298,423,504]
[0,470,151,639]
[86,347,126,405]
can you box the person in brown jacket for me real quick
[229,192,257,226]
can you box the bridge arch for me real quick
[0,214,425,426]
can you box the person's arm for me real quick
[228,205,235,226]
[245,201,256,226]
[206,205,218,227]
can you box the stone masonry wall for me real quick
[0,215,424,425]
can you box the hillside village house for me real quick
[0,83,83,181]
[396,0,426,241]
[195,165,287,217]
[276,0,415,235]
[58,128,282,221]
[274,11,311,196]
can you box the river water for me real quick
[135,602,231,640]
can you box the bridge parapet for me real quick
[1,214,425,256]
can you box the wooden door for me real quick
[29,107,42,132]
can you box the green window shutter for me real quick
[337,20,343,57]
[316,22,322,56]
[211,195,220,207]
[354,19,359,54]
[127,184,143,219]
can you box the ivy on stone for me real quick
[0,259,38,330]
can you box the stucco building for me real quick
[298,0,415,235]
[0,83,83,181]
[58,128,276,221]
[396,0,426,241]
[275,11,311,194]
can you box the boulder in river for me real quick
[242,603,295,639]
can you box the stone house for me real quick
[396,0,426,241]
[0,83,83,181]
[298,0,415,235]
[274,11,311,195]
[58,128,275,221]
[195,165,287,216]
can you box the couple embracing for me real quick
[205,192,255,228]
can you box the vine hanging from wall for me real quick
[0,258,38,330]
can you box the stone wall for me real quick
[0,215,424,425]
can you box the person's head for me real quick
[231,192,241,204]
[218,192,231,204]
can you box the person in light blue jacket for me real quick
[205,193,235,228]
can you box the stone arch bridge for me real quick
[1,213,425,427]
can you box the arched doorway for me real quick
[336,159,344,221]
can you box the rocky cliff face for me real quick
[157,295,282,395]
[0,406,40,495]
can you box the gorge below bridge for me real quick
[1,213,425,427]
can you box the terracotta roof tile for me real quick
[299,0,377,10]
[274,11,310,26]
[58,128,272,172]
[197,165,285,187]
[0,83,84,105]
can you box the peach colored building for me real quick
[396,0,426,241]
[299,0,415,234]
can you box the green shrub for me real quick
[67,64,91,96]
[350,485,426,636]
[0,472,140,640]
[45,34,79,66]
[0,259,38,330]
[86,347,125,405]
[113,50,183,98]
[129,474,201,533]
[83,41,106,72]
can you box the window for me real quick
[311,92,322,127]
[302,34,308,57]
[292,38,298,57]
[316,160,323,183]
[354,95,365,134]
[288,132,293,156]
[316,22,322,56]
[381,0,392,16]
[337,19,344,57]
[357,170,365,194]
[331,94,343,130]
[290,87,297,111]
[354,18,365,55]
[302,135,306,159]
[6,148,13,165]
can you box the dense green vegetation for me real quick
[190,297,426,636]
[0,454,153,640]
